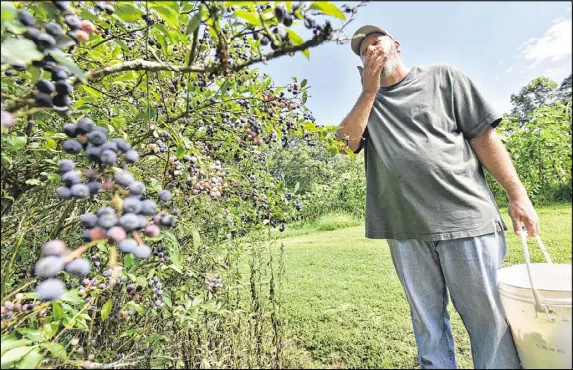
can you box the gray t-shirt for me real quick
[355,65,508,241]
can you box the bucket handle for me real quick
[520,226,553,321]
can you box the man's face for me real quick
[359,33,401,77]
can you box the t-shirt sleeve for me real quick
[450,67,502,140]
[354,126,369,154]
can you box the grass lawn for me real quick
[274,204,572,369]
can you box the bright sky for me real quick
[256,1,572,127]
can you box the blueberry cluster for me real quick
[205,277,223,294]
[152,243,168,263]
[13,2,99,111]
[148,277,166,308]
[32,240,91,301]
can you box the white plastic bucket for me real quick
[498,229,572,369]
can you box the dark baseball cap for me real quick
[350,25,393,56]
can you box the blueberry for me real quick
[148,280,154,287]
[132,244,151,259]
[34,256,64,278]
[61,170,81,186]
[85,144,102,162]
[58,159,75,174]
[122,198,142,214]
[86,181,101,195]
[35,279,65,301]
[87,130,107,146]
[82,229,92,241]
[65,14,82,30]
[137,215,148,229]
[51,67,69,82]
[85,168,98,181]
[98,213,118,229]
[97,206,115,217]
[125,150,139,163]
[63,123,77,138]
[100,149,117,165]
[119,238,138,253]
[56,186,72,200]
[37,32,57,51]
[98,283,107,289]
[111,138,131,153]
[102,269,112,277]
[17,10,35,26]
[106,226,126,243]
[156,282,163,289]
[42,240,66,256]
[120,276,127,282]
[100,141,118,153]
[103,3,115,14]
[35,93,53,108]
[71,184,90,199]
[55,80,73,95]
[62,139,82,154]
[23,27,41,42]
[140,199,157,216]
[114,171,134,186]
[53,94,70,108]
[65,258,91,276]
[53,1,70,12]
[158,190,172,202]
[119,213,139,231]
[44,22,63,37]
[36,79,55,94]
[76,117,95,134]
[128,181,145,195]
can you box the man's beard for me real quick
[381,50,400,78]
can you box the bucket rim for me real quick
[498,263,572,293]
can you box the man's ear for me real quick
[394,40,401,53]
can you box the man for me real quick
[336,25,541,369]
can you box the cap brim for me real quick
[350,25,388,56]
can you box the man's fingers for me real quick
[364,48,382,69]
[525,218,538,237]
[357,66,364,86]
[511,217,521,236]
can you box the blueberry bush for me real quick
[0,1,365,367]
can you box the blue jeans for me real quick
[387,231,522,369]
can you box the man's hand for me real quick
[360,47,386,95]
[508,194,540,237]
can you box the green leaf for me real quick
[7,136,27,151]
[234,9,261,26]
[124,252,135,268]
[48,49,86,82]
[302,92,308,104]
[1,38,43,66]
[176,145,186,158]
[309,1,346,20]
[15,329,43,342]
[16,348,42,369]
[59,289,82,304]
[42,322,60,340]
[101,299,112,321]
[185,6,203,35]
[44,342,67,360]
[192,228,201,249]
[52,303,65,320]
[1,1,17,21]
[115,2,143,23]
[150,3,180,29]
[82,85,102,98]
[301,79,307,88]
[1,338,32,354]
[1,346,34,366]
[44,137,57,150]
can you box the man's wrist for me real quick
[507,183,528,201]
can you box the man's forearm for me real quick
[470,126,527,199]
[336,91,377,153]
